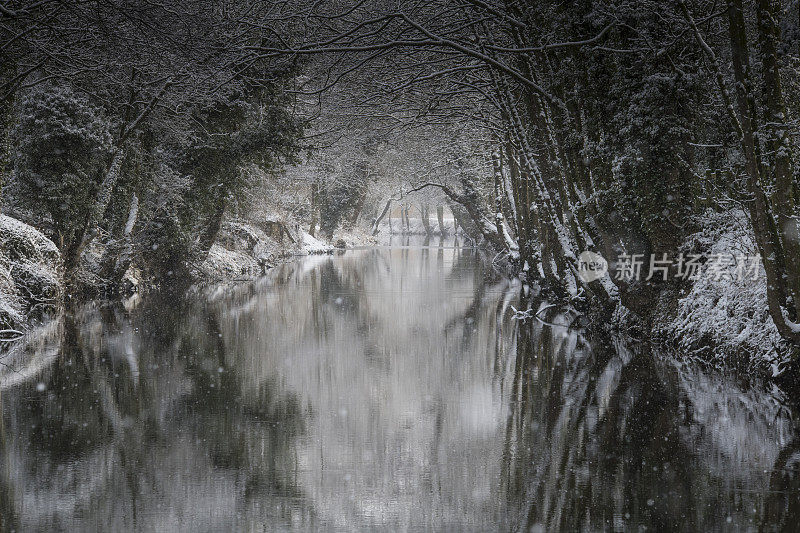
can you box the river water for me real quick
[1,243,799,531]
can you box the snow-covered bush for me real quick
[0,214,61,331]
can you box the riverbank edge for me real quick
[612,209,792,379]
[2,211,791,381]
[0,214,62,340]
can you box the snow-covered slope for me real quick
[197,221,337,281]
[652,210,789,376]
[301,231,334,254]
[0,214,62,332]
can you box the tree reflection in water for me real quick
[503,305,800,531]
[0,244,798,531]
[0,293,309,531]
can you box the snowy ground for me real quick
[301,232,333,253]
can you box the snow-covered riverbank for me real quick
[0,214,61,336]
[1,208,794,378]
[195,219,379,282]
[649,210,792,377]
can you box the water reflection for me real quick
[503,312,800,532]
[0,246,799,531]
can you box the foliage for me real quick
[11,84,112,253]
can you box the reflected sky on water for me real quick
[1,242,799,531]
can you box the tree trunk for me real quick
[198,194,226,258]
[346,187,367,229]
[112,193,138,290]
[372,198,393,235]
[347,161,369,228]
[755,0,800,322]
[726,0,800,344]
[492,150,506,241]
[64,148,125,282]
[437,206,446,235]
[420,204,432,236]
[309,180,319,236]
[97,192,139,293]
